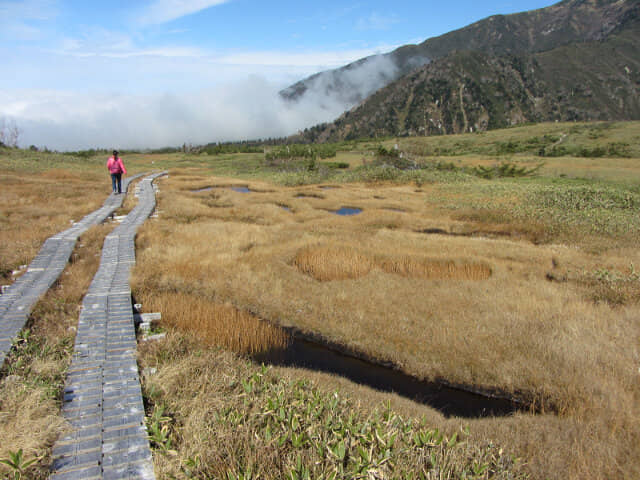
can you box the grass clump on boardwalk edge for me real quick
[139,332,526,480]
[134,290,289,355]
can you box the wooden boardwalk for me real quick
[50,173,165,480]
[0,175,142,367]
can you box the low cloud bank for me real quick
[282,53,401,105]
[1,76,350,151]
[2,50,409,151]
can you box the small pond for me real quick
[333,207,362,216]
[191,186,253,193]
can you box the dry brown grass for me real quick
[131,171,640,479]
[294,245,491,281]
[135,291,289,355]
[0,223,113,478]
[0,168,106,280]
[294,245,373,281]
[376,255,492,280]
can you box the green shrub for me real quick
[323,162,350,169]
[265,144,337,163]
[470,162,543,179]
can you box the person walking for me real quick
[107,150,127,194]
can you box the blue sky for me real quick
[0,0,559,149]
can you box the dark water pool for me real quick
[333,207,362,216]
[191,186,252,193]
[254,337,523,418]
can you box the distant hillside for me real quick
[281,0,638,107]
[292,8,639,142]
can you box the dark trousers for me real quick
[111,173,122,194]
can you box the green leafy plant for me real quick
[147,404,175,453]
[181,454,201,478]
[0,449,39,480]
[471,162,543,179]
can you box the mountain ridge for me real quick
[285,0,639,142]
[281,0,638,108]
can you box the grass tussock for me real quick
[135,291,289,355]
[139,332,527,480]
[293,245,373,281]
[0,223,113,479]
[376,256,491,280]
[294,245,491,281]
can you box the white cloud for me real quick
[48,25,205,59]
[356,12,400,31]
[63,45,206,59]
[137,0,233,26]
[52,27,135,57]
[1,43,404,151]
[285,53,402,105]
[0,0,58,41]
[0,0,58,21]
[42,19,395,69]
[216,45,399,68]
[0,0,404,151]
[0,78,349,150]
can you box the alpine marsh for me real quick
[2,122,639,479]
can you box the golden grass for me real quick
[294,245,373,281]
[0,168,107,280]
[136,291,289,355]
[6,133,639,479]
[0,223,113,478]
[131,171,640,479]
[376,255,491,280]
[0,383,65,472]
[294,245,491,281]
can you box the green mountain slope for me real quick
[282,0,638,106]
[295,16,640,142]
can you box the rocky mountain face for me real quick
[288,0,639,142]
[282,0,637,106]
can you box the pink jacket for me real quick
[107,156,127,175]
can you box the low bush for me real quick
[265,144,338,164]
[470,162,543,179]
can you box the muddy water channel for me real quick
[254,336,523,419]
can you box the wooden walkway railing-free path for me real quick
[50,172,166,480]
[0,175,142,367]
